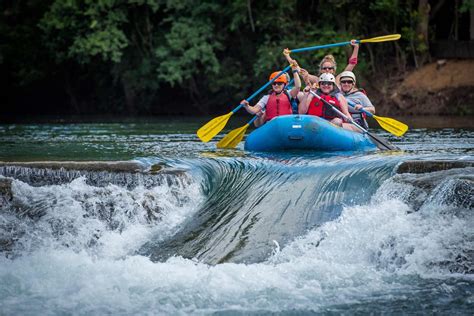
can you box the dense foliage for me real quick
[0,0,472,116]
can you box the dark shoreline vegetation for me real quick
[1,1,473,117]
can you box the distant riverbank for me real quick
[372,60,474,117]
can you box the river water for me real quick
[0,116,472,314]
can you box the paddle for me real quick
[347,100,408,137]
[197,65,292,142]
[217,116,258,149]
[289,34,401,54]
[309,90,397,150]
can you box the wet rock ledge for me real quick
[0,161,188,189]
[0,161,146,173]
[396,160,474,174]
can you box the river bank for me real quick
[370,59,474,116]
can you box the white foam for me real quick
[0,197,434,314]
[4,175,203,259]
[0,168,472,314]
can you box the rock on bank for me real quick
[377,60,474,116]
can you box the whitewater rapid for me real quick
[0,156,472,314]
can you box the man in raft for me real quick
[242,62,301,127]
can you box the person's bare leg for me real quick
[342,123,361,132]
[330,118,343,127]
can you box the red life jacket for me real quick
[265,91,293,122]
[307,89,342,120]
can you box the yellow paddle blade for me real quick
[373,115,408,137]
[197,112,233,142]
[216,124,250,149]
[360,34,401,43]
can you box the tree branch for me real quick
[247,0,255,32]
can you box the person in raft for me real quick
[283,48,308,110]
[299,73,355,130]
[300,39,360,88]
[339,70,375,130]
[242,63,301,127]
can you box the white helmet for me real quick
[319,73,336,84]
[339,71,356,84]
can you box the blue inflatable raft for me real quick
[244,115,378,152]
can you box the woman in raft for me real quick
[242,61,301,127]
[300,39,360,88]
[339,70,375,131]
[299,73,357,131]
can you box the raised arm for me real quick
[301,70,319,85]
[299,68,312,87]
[290,63,302,98]
[336,40,360,86]
[344,39,359,72]
[283,48,302,98]
[282,48,294,66]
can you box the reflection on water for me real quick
[393,115,473,129]
[0,116,472,161]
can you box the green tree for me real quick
[2,0,457,116]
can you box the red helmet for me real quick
[269,71,288,84]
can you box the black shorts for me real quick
[353,117,369,130]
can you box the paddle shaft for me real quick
[291,34,401,54]
[346,100,409,137]
[247,116,258,125]
[347,100,373,117]
[291,41,354,53]
[309,91,365,129]
[309,91,394,150]
[216,115,259,148]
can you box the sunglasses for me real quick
[340,80,354,84]
[272,82,284,86]
[320,82,333,86]
[321,67,334,71]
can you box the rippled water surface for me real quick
[0,116,472,160]
[0,116,472,315]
